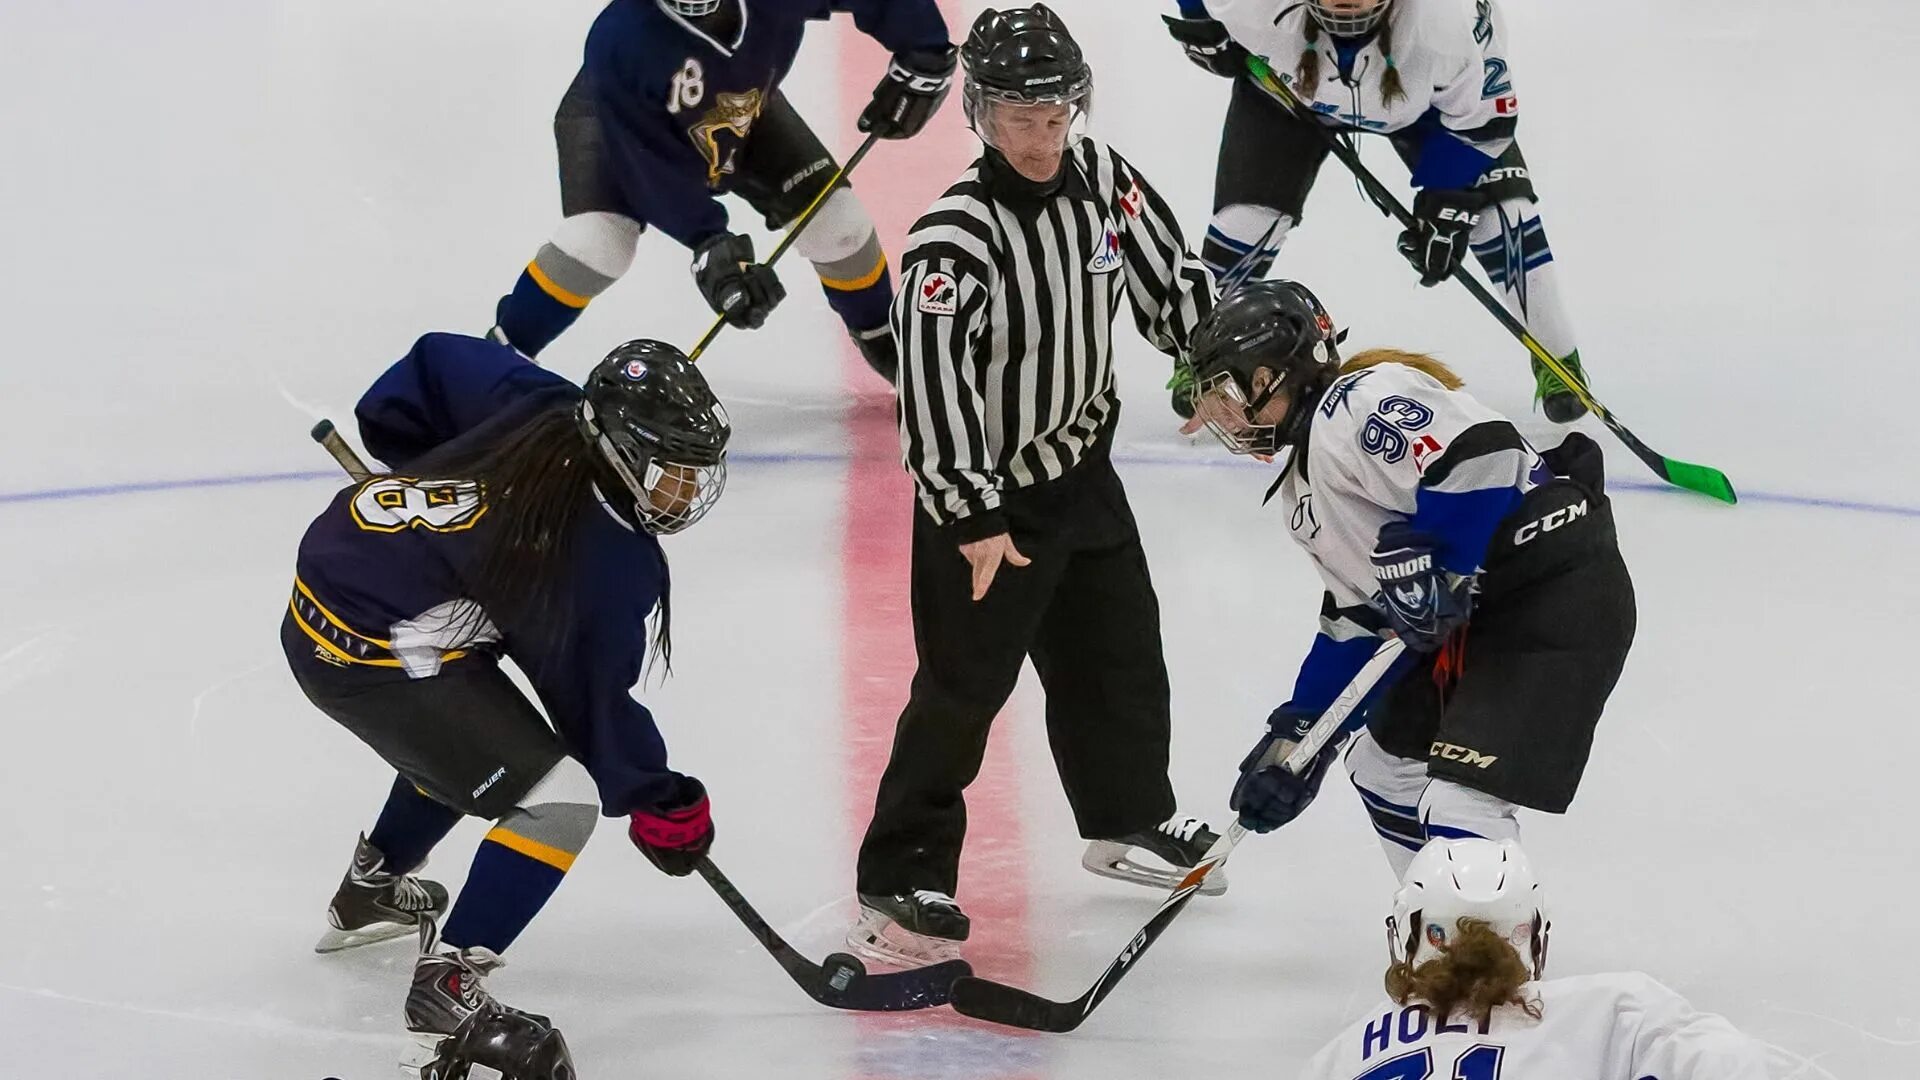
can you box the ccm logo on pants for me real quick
[1513,500,1588,546]
[1431,742,1499,768]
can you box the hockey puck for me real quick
[820,952,866,993]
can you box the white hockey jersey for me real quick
[1274,361,1547,711]
[1297,972,1772,1080]
[1207,0,1519,187]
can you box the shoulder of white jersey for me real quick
[1396,0,1490,63]
[1311,362,1445,429]
[1540,970,1685,1010]
[1210,0,1309,52]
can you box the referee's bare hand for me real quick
[959,533,1031,601]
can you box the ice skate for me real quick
[1533,350,1588,423]
[847,890,968,968]
[314,833,449,953]
[401,919,545,1070]
[1082,813,1229,896]
[852,325,898,383]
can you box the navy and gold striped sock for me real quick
[439,806,594,955]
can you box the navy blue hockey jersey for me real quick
[584,0,949,248]
[290,333,682,816]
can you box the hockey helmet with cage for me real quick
[960,5,1093,147]
[576,339,730,536]
[421,1003,576,1080]
[1186,279,1344,456]
[1307,0,1393,38]
[657,0,724,18]
[1389,838,1550,980]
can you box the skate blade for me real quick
[315,920,419,954]
[1081,841,1228,897]
[398,1032,442,1072]
[847,915,964,969]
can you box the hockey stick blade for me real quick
[950,828,1243,1032]
[695,858,969,1011]
[1242,57,1736,506]
[949,640,1408,1033]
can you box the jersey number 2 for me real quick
[1355,1045,1504,1080]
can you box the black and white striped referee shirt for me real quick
[892,139,1214,539]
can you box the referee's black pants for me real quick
[856,452,1176,898]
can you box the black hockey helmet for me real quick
[576,339,730,535]
[421,1004,575,1080]
[1187,280,1345,456]
[960,5,1093,134]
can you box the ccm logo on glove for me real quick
[1513,499,1588,545]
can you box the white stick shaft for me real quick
[1280,637,1407,774]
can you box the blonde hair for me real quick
[1384,918,1541,1027]
[1296,10,1407,107]
[1339,348,1465,390]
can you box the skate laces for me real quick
[1157,816,1206,843]
[389,875,437,913]
[911,889,959,911]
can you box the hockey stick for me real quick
[310,418,373,481]
[949,636,1409,1032]
[303,424,966,1011]
[695,857,971,1011]
[686,131,884,362]
[1243,56,1736,505]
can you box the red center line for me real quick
[835,3,1045,1071]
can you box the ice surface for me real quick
[2,1,1915,1077]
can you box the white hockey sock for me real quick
[1468,197,1579,360]
[1203,203,1293,292]
[1418,779,1521,846]
[1345,732,1428,879]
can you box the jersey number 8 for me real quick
[350,477,486,534]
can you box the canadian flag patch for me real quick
[1412,434,1446,472]
[1119,178,1144,220]
[1494,95,1518,115]
[917,271,958,316]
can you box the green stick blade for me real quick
[1661,458,1737,504]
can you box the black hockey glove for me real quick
[1370,521,1474,652]
[629,776,714,877]
[692,233,785,329]
[859,46,957,140]
[1397,188,1485,287]
[1160,14,1249,79]
[1230,706,1341,833]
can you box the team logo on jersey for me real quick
[1411,434,1445,473]
[1119,178,1144,220]
[917,271,959,316]
[689,88,764,185]
[1088,226,1123,274]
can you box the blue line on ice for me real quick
[2,456,1916,520]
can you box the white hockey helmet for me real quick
[1387,838,1549,979]
[1307,0,1393,38]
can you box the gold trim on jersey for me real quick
[289,578,470,669]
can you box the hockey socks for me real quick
[367,775,462,875]
[814,242,893,342]
[493,212,642,358]
[440,802,595,955]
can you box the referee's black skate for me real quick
[313,833,449,953]
[849,890,969,967]
[1082,814,1229,896]
[404,919,547,1068]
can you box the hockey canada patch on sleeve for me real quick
[917,271,959,316]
